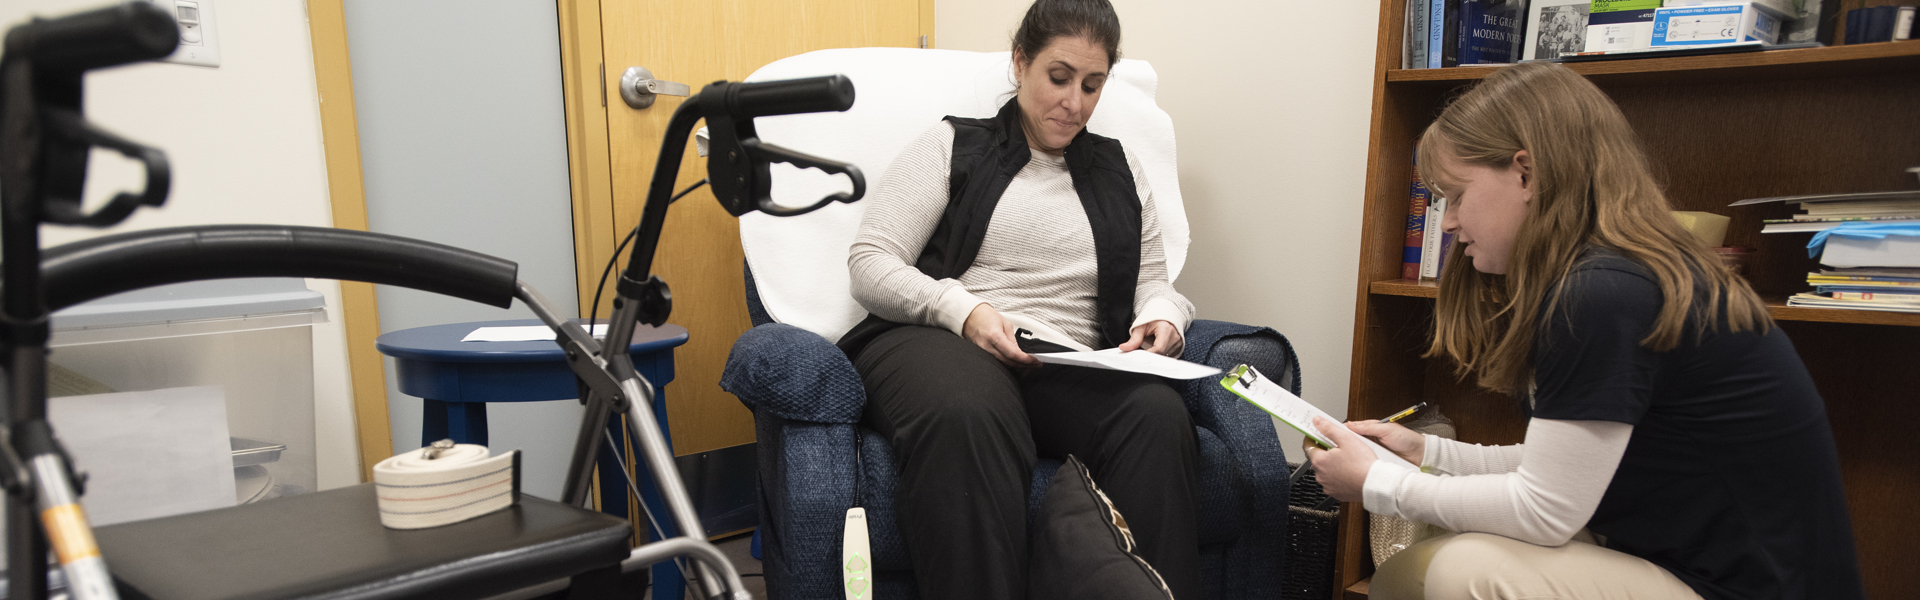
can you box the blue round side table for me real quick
[376,318,691,598]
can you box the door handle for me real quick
[619,66,690,109]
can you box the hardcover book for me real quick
[1458,0,1528,64]
[1404,152,1429,279]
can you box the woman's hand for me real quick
[1119,320,1184,357]
[962,303,1042,368]
[1303,417,1379,503]
[1345,420,1426,467]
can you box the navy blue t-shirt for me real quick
[1528,249,1863,600]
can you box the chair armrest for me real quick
[1178,319,1298,488]
[722,323,867,424]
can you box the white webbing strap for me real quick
[373,442,519,530]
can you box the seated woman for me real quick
[838,0,1199,598]
[1306,62,1863,600]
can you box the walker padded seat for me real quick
[96,483,631,600]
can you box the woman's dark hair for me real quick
[1012,0,1121,67]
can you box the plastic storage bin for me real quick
[48,278,327,514]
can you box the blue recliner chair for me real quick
[726,284,1298,599]
[715,48,1299,599]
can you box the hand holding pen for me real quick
[1342,402,1428,467]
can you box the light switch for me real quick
[156,0,220,68]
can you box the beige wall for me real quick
[4,1,361,490]
[938,0,1381,448]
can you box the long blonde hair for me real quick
[1417,62,1770,396]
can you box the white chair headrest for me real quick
[741,47,1185,341]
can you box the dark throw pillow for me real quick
[1029,456,1177,600]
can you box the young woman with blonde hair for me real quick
[1305,62,1863,600]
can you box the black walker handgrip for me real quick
[5,1,179,73]
[41,225,520,312]
[719,75,855,119]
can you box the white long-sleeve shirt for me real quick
[1362,418,1635,546]
[847,122,1193,349]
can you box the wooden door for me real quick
[559,0,928,456]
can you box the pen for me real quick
[1379,402,1428,424]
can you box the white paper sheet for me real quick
[461,324,608,342]
[1032,348,1223,380]
[1222,365,1418,471]
[47,385,237,526]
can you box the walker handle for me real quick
[41,225,520,310]
[7,1,178,73]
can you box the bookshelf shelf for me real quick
[1366,281,1920,326]
[1343,579,1370,600]
[1385,41,1920,86]
[1367,279,1437,298]
[1344,1,1920,598]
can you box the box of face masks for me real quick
[1586,0,1663,51]
[1651,3,1782,46]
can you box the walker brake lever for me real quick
[39,108,170,227]
[738,138,865,217]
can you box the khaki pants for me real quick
[1369,532,1703,600]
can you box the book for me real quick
[1817,285,1920,295]
[1421,195,1450,279]
[1870,5,1896,43]
[1819,231,1920,268]
[1524,0,1592,60]
[1430,0,1452,68]
[1826,291,1920,304]
[1848,5,1865,44]
[1458,0,1528,64]
[1762,216,1920,233]
[1897,6,1917,41]
[1801,199,1920,213]
[1821,267,1920,278]
[1407,0,1432,68]
[1787,292,1920,313]
[1808,272,1920,283]
[1404,152,1429,279]
[1847,5,1903,44]
[1728,190,1920,206]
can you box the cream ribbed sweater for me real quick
[848,122,1192,350]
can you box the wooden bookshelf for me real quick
[1340,2,1920,598]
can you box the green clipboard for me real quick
[1220,364,1338,449]
[1220,364,1419,470]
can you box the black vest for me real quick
[838,100,1143,357]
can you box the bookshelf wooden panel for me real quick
[1343,1,1920,598]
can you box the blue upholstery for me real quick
[724,268,1299,599]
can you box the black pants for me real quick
[854,326,1201,600]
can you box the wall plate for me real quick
[154,0,221,68]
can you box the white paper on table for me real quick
[47,385,237,526]
[1031,348,1223,380]
[461,324,608,342]
[1221,365,1418,471]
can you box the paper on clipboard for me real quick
[1220,364,1417,471]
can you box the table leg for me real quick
[421,398,489,446]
